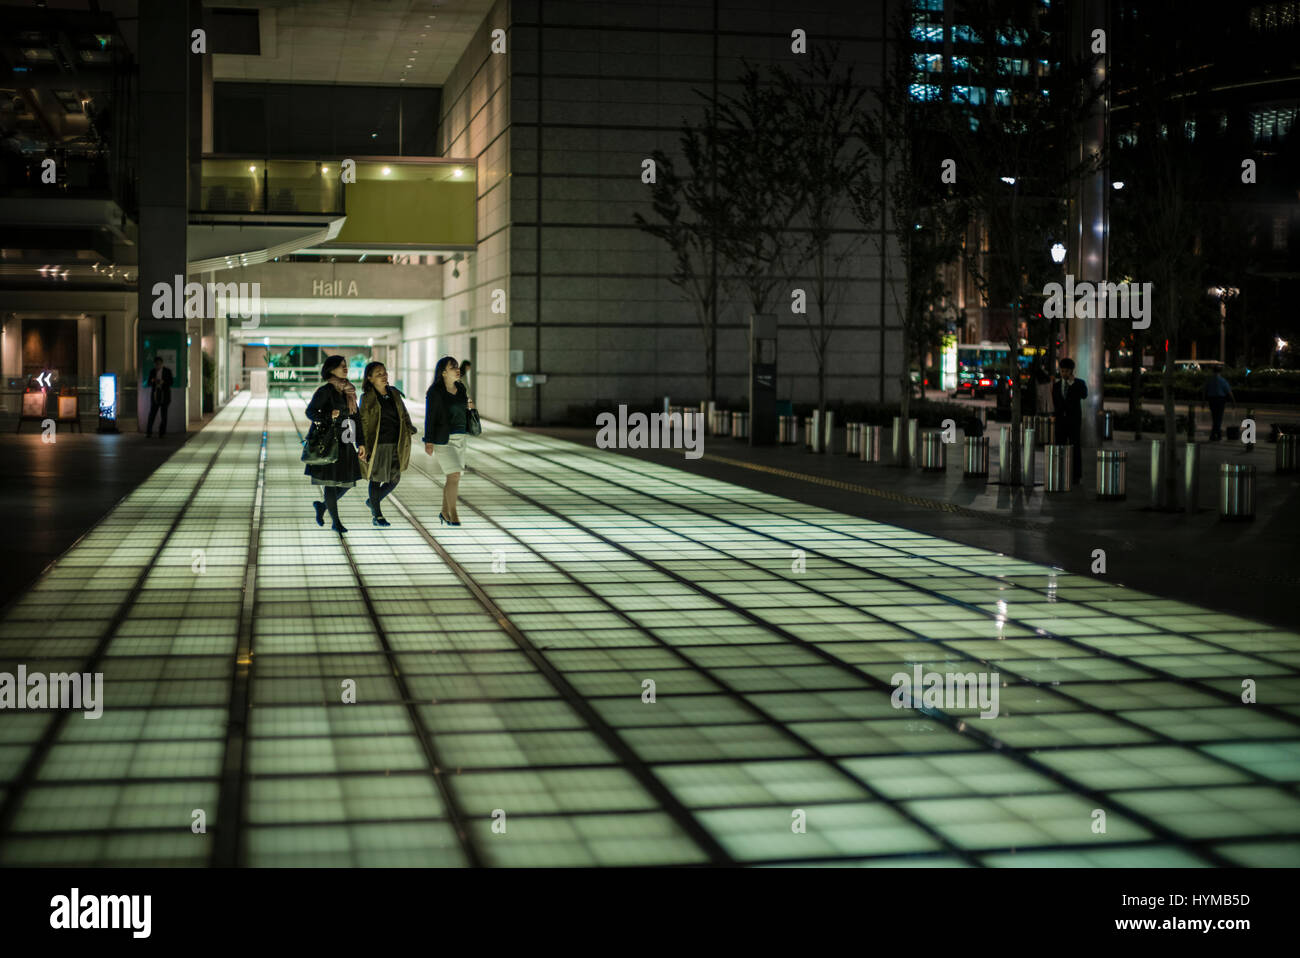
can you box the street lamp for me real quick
[1208,286,1239,365]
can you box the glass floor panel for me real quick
[0,394,1297,867]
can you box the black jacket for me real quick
[147,367,173,406]
[304,382,363,484]
[1052,377,1088,432]
[423,382,468,445]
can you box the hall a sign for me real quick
[313,279,359,296]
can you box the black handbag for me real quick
[302,417,340,465]
[467,407,482,436]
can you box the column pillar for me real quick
[136,0,193,431]
[1067,0,1109,447]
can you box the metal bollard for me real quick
[732,411,749,439]
[860,424,883,463]
[805,415,817,452]
[844,421,862,456]
[1277,433,1298,474]
[920,431,946,472]
[1219,463,1256,520]
[1096,449,1126,500]
[1099,409,1113,441]
[963,436,989,478]
[1043,444,1072,492]
[1021,427,1037,486]
[1150,439,1173,508]
[823,410,835,455]
[1184,442,1200,512]
[892,416,917,465]
[779,415,798,445]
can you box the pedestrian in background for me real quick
[423,356,476,526]
[359,361,416,527]
[1053,357,1088,485]
[305,355,365,533]
[145,355,172,438]
[1203,370,1236,441]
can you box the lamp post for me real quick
[1049,243,1067,373]
[1210,286,1239,365]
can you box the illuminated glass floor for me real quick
[1,394,1298,867]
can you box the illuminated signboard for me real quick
[99,373,117,420]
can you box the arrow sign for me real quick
[35,371,51,387]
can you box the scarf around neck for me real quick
[328,375,358,415]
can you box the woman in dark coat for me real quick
[305,354,366,533]
[423,355,475,525]
[358,360,417,527]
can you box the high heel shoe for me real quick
[313,501,326,526]
[439,512,451,525]
[373,515,390,527]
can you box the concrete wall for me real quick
[505,0,901,422]
[433,0,513,423]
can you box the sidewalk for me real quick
[524,424,1300,630]
[0,416,215,609]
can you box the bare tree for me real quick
[633,127,726,402]
[775,46,875,431]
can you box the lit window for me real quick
[1184,118,1196,140]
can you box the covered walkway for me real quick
[1,394,1298,866]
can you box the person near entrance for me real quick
[1203,370,1235,441]
[145,355,173,438]
[359,361,417,528]
[1052,357,1088,485]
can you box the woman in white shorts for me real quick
[423,355,475,525]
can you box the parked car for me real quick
[954,366,1002,398]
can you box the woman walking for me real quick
[305,355,366,533]
[359,361,417,527]
[423,355,476,525]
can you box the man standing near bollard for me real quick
[1203,369,1235,441]
[1053,358,1087,485]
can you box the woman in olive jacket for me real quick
[305,355,366,533]
[423,355,475,525]
[358,360,417,527]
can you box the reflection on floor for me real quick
[1,395,1297,866]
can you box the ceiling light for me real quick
[249,165,256,172]
[453,167,463,178]
[321,166,329,174]
[382,167,391,175]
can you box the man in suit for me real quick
[146,355,173,438]
[1052,357,1088,485]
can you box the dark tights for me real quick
[368,479,399,515]
[322,486,348,525]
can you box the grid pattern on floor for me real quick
[0,394,1297,867]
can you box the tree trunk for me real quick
[1129,334,1143,440]
[1007,331,1022,487]
[1162,284,1180,509]
[899,367,911,469]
